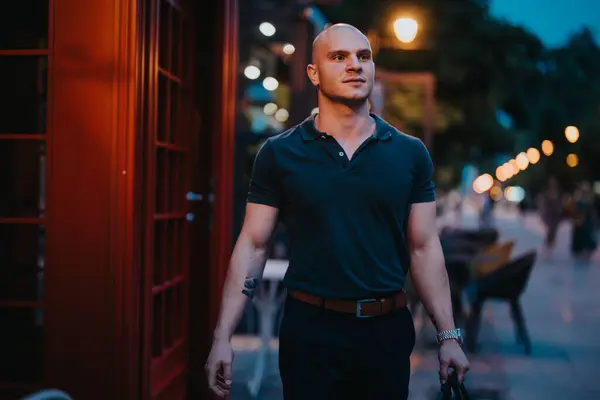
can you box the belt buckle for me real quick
[356,298,377,318]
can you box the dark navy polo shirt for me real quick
[247,114,436,299]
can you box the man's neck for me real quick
[314,99,373,141]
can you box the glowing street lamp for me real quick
[393,17,418,43]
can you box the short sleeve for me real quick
[410,140,436,204]
[247,139,281,207]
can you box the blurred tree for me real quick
[320,0,600,182]
[539,28,600,185]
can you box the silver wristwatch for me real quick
[435,328,463,345]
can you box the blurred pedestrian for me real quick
[538,176,563,256]
[205,23,468,399]
[570,181,597,261]
[479,190,495,228]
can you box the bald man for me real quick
[206,23,469,399]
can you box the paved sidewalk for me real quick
[229,208,600,399]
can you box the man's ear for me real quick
[307,64,319,87]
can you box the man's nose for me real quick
[346,56,362,72]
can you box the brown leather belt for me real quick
[289,290,407,318]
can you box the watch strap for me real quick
[436,328,462,344]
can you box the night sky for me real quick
[490,0,600,47]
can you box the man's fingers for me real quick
[456,366,465,383]
[439,361,450,384]
[211,386,227,398]
[208,366,229,398]
[222,362,233,386]
[456,362,470,383]
[207,362,223,395]
[216,369,232,393]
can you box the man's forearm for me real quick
[410,236,455,332]
[213,234,267,342]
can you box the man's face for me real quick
[308,27,375,106]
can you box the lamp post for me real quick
[368,15,435,151]
[393,17,418,44]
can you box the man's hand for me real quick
[438,340,470,384]
[205,339,235,397]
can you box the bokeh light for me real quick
[566,153,579,167]
[565,126,580,143]
[515,152,529,170]
[262,77,279,91]
[541,140,554,156]
[526,148,540,164]
[259,22,276,37]
[263,102,277,115]
[244,65,261,80]
[473,173,494,194]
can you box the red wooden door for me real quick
[140,0,194,398]
[0,1,50,398]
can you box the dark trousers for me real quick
[278,295,416,400]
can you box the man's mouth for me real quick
[343,78,366,83]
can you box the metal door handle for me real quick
[186,192,204,201]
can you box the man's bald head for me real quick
[306,23,375,107]
[311,24,371,64]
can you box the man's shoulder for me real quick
[263,124,304,148]
[380,119,427,150]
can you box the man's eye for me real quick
[333,55,344,61]
[359,54,371,61]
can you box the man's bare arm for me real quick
[408,201,455,332]
[213,203,279,342]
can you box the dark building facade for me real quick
[0,0,238,399]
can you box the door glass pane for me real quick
[171,9,182,77]
[0,140,45,218]
[166,219,181,280]
[154,221,166,285]
[0,307,43,382]
[152,293,164,357]
[158,0,171,70]
[168,151,182,211]
[158,73,169,142]
[164,287,175,348]
[0,1,49,50]
[0,56,48,134]
[156,148,168,213]
[169,82,180,145]
[0,224,44,302]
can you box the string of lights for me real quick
[472,126,581,200]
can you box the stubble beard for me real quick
[318,84,371,108]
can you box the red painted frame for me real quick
[1,0,239,397]
[44,0,139,398]
[0,0,54,396]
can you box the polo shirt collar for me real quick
[300,113,393,141]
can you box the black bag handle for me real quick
[440,370,470,400]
